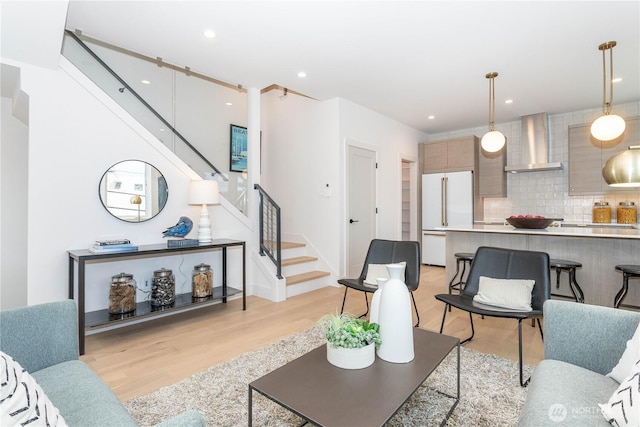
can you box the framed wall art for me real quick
[230,124,248,172]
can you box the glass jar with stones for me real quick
[108,273,136,314]
[192,263,213,299]
[151,268,175,307]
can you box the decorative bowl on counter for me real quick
[506,216,555,229]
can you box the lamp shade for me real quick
[481,130,506,153]
[602,147,640,187]
[591,114,626,141]
[189,180,220,205]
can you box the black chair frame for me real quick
[435,246,551,387]
[339,239,421,327]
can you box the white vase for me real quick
[369,277,387,324]
[326,341,375,369]
[376,263,415,363]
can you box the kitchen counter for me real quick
[446,223,640,239]
[442,224,640,308]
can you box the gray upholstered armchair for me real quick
[0,300,205,426]
[519,300,640,426]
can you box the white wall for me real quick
[261,92,424,277]
[3,58,255,309]
[339,98,423,238]
[0,97,29,309]
[260,91,341,273]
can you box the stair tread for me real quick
[282,256,318,266]
[286,270,330,285]
[281,241,306,250]
[266,241,306,250]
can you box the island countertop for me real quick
[443,223,640,240]
[441,224,640,308]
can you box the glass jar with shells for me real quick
[192,263,213,299]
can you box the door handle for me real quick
[349,219,359,224]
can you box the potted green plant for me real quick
[318,313,381,369]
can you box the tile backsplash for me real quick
[429,101,640,223]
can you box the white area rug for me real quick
[125,327,532,426]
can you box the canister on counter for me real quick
[108,273,136,314]
[617,201,637,224]
[192,263,213,299]
[592,201,611,223]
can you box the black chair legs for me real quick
[441,305,542,388]
[342,287,420,327]
[340,287,370,318]
[410,292,420,327]
[439,305,474,344]
[518,318,543,387]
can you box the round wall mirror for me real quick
[99,160,168,222]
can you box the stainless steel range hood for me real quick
[504,112,563,172]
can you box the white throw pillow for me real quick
[599,359,640,426]
[607,322,640,383]
[472,276,535,311]
[0,351,68,427]
[364,262,406,286]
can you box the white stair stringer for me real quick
[251,250,286,302]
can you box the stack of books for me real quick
[89,239,138,254]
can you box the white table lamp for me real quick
[189,180,220,243]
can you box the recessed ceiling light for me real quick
[159,128,165,132]
[297,71,307,78]
[505,99,513,104]
[141,79,151,85]
[203,29,216,39]
[612,77,622,83]
[428,115,435,120]
[225,102,233,106]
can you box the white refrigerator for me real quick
[422,171,474,266]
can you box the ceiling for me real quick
[63,1,640,135]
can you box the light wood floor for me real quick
[81,265,544,402]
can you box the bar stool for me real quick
[614,265,640,309]
[549,259,585,303]
[448,252,474,294]
[448,252,474,314]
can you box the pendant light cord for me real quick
[600,42,616,115]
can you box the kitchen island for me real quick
[443,224,640,308]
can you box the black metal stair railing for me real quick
[254,184,282,279]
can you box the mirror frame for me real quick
[98,160,168,222]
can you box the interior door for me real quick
[347,145,376,278]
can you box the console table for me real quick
[68,239,246,354]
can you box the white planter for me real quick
[326,342,375,369]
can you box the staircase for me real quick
[280,241,331,297]
[254,183,334,300]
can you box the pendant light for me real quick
[602,146,640,187]
[481,72,506,153]
[591,41,626,141]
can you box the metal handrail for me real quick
[254,184,282,279]
[64,30,227,180]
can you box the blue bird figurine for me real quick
[162,216,193,238]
